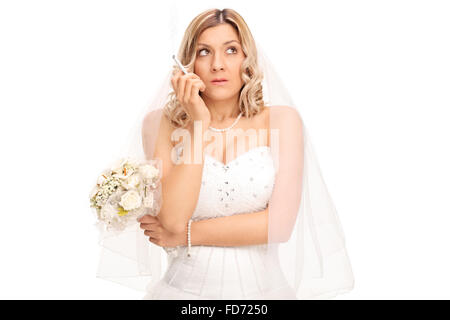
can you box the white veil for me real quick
[94,5,355,299]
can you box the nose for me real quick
[211,54,225,72]
[212,64,224,72]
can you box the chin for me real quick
[206,90,237,100]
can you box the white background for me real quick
[0,0,449,299]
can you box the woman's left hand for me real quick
[138,214,186,248]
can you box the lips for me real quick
[212,78,228,83]
[211,79,228,86]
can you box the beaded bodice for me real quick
[191,145,275,221]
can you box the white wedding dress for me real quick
[143,145,297,300]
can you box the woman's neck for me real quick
[202,95,241,123]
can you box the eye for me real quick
[198,48,209,56]
[197,47,238,57]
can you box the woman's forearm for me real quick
[159,158,204,233]
[157,123,208,234]
[188,208,269,246]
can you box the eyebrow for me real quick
[197,40,240,47]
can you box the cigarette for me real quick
[172,54,188,75]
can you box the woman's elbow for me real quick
[269,226,295,243]
[272,234,291,244]
[158,213,188,235]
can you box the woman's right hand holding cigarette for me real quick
[171,68,211,130]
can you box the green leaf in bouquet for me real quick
[117,207,129,217]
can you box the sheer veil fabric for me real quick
[95,4,355,299]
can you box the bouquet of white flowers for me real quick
[89,157,162,232]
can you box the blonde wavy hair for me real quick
[164,8,266,128]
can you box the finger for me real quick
[184,78,193,104]
[188,80,200,100]
[177,73,197,101]
[191,76,206,92]
[144,230,158,237]
[173,78,180,93]
[177,74,186,103]
[171,76,176,91]
[187,72,199,79]
[193,79,206,94]
[171,69,184,90]
[200,79,206,92]
[139,222,156,230]
[149,237,160,246]
[138,215,156,223]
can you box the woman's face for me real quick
[194,24,246,102]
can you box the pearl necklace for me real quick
[208,112,243,133]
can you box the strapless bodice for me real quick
[192,145,275,221]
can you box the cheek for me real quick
[232,68,244,84]
[194,61,206,75]
[233,59,245,79]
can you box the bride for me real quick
[94,8,354,300]
[140,20,300,300]
[133,8,354,300]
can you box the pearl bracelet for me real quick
[187,219,192,257]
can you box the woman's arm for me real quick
[142,112,208,234]
[139,204,274,247]
[187,207,270,247]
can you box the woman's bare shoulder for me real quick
[144,109,179,141]
[266,105,302,121]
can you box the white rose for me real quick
[119,190,142,211]
[140,165,159,181]
[123,174,140,190]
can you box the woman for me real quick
[135,8,354,300]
